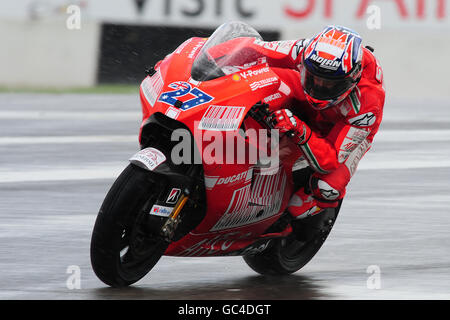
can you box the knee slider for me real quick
[310,176,341,202]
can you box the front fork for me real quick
[129,147,205,244]
[160,188,190,241]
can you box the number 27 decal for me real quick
[158,81,213,111]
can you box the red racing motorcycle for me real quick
[90,21,342,287]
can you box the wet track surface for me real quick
[0,93,449,300]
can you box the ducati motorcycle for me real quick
[90,21,342,287]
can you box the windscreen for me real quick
[191,21,264,82]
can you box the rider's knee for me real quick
[309,175,345,204]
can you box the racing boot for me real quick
[288,187,339,243]
[287,187,323,220]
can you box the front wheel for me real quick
[243,205,340,275]
[90,164,169,287]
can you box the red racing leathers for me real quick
[212,37,386,215]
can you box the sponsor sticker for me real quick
[129,147,166,171]
[254,39,296,55]
[339,102,352,117]
[198,105,246,131]
[349,112,376,127]
[149,204,173,217]
[345,139,372,176]
[232,74,241,82]
[291,39,307,61]
[141,71,164,106]
[310,53,341,70]
[338,127,370,163]
[222,66,243,75]
[318,180,340,200]
[166,188,181,204]
[250,77,279,91]
[239,66,270,79]
[188,40,205,59]
[263,93,282,103]
[205,168,253,190]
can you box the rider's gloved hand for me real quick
[270,109,311,145]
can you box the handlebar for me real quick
[247,102,296,139]
[247,102,272,128]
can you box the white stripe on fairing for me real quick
[0,135,136,145]
[0,111,140,120]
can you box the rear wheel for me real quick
[90,164,169,287]
[243,204,340,275]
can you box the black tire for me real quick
[243,205,340,275]
[90,164,169,287]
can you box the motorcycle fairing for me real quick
[138,34,303,256]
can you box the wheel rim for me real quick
[117,198,167,279]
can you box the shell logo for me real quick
[232,74,241,82]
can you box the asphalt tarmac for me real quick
[0,93,449,300]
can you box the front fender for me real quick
[134,113,206,241]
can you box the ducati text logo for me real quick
[205,169,253,190]
[166,188,181,204]
[264,93,282,103]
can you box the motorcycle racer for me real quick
[91,22,385,285]
[219,25,386,220]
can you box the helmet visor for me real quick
[301,66,355,100]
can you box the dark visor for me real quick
[301,66,355,100]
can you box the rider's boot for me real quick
[287,187,338,242]
[287,187,324,220]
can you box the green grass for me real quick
[0,84,139,94]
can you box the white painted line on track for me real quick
[1,159,449,183]
[0,135,136,145]
[0,111,140,120]
[358,159,450,171]
[0,166,126,183]
[375,129,450,142]
[0,129,449,146]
